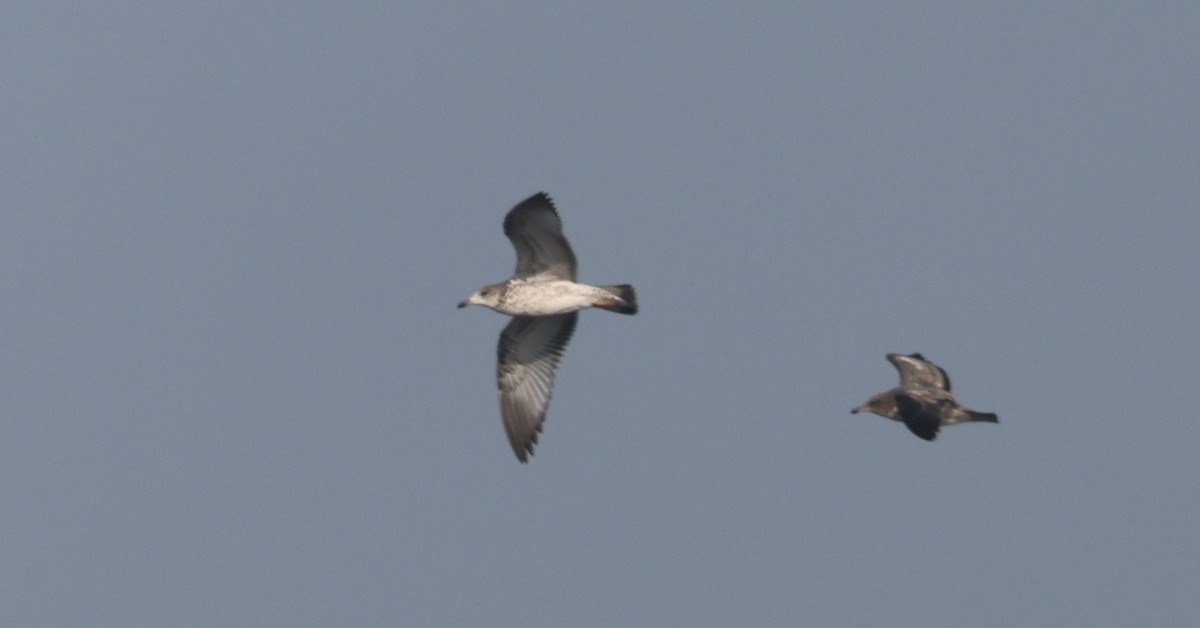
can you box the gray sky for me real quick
[2,2,1198,626]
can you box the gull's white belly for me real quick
[499,280,603,316]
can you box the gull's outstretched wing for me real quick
[503,192,578,281]
[496,313,578,462]
[887,353,952,391]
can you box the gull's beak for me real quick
[850,405,863,414]
[457,299,470,309]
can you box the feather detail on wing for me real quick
[887,352,952,391]
[503,192,578,281]
[496,313,578,462]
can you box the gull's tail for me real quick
[966,410,999,424]
[595,284,638,315]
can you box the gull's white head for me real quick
[458,283,504,310]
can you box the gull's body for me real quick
[852,353,998,441]
[466,279,631,317]
[459,192,637,462]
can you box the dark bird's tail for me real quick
[967,410,999,424]
[596,284,638,315]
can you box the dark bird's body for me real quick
[852,353,998,441]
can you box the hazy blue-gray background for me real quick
[3,2,1197,626]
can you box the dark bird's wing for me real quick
[887,353,951,391]
[496,313,578,462]
[503,192,578,281]
[894,392,942,441]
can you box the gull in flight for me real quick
[852,353,998,441]
[459,192,638,462]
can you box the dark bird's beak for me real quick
[850,406,862,414]
[457,299,469,309]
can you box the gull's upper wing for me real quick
[496,313,578,462]
[887,353,952,391]
[503,192,578,281]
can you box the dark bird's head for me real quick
[852,393,897,419]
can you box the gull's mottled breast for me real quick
[500,280,601,316]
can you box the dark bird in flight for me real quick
[459,192,638,462]
[852,353,998,441]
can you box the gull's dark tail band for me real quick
[596,284,638,315]
[967,410,999,424]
